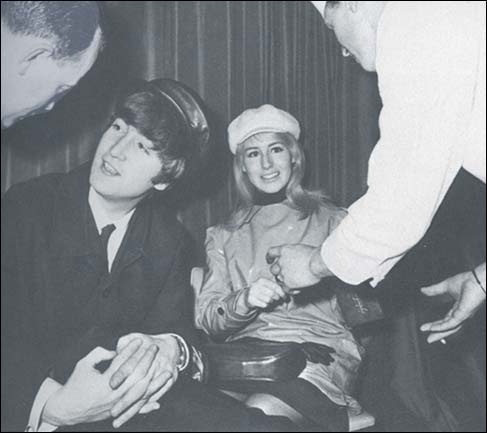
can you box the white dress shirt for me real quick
[88,188,136,272]
[322,1,486,285]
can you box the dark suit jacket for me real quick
[1,165,197,431]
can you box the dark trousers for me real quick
[60,378,298,432]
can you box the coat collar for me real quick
[51,165,176,275]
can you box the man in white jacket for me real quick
[268,1,486,343]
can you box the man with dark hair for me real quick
[1,79,296,432]
[1,1,103,128]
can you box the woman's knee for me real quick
[245,393,304,424]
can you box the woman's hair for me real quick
[227,131,326,229]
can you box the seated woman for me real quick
[195,104,364,431]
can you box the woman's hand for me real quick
[243,278,288,311]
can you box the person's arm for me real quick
[96,229,206,428]
[47,232,198,386]
[42,343,158,429]
[139,228,200,346]
[195,227,260,340]
[1,193,63,432]
[321,9,478,286]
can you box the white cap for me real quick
[311,1,327,18]
[227,104,300,154]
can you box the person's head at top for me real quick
[227,104,324,221]
[1,1,103,128]
[311,1,387,72]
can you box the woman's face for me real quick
[241,132,293,194]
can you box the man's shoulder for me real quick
[4,165,88,202]
[3,172,68,213]
[144,197,192,246]
[2,165,89,220]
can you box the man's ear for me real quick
[153,182,170,192]
[19,46,53,76]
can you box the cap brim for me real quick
[148,79,210,159]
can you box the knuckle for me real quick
[89,346,102,357]
[132,371,145,382]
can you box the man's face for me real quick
[323,2,377,72]
[1,27,102,128]
[90,118,168,203]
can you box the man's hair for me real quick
[114,90,191,186]
[1,1,100,59]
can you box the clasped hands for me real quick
[265,244,329,292]
[43,333,181,429]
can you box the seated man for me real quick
[1,79,297,432]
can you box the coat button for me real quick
[102,289,110,298]
[217,307,225,316]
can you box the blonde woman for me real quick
[195,105,364,431]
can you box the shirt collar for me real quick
[88,187,136,235]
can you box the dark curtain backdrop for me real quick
[1,1,381,258]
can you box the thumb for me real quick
[139,402,161,415]
[266,246,282,264]
[83,346,116,367]
[421,282,448,297]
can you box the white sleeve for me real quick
[26,378,61,432]
[321,3,477,285]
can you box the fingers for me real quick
[112,397,147,429]
[116,333,142,353]
[266,246,281,265]
[144,370,175,405]
[270,263,281,277]
[109,345,159,418]
[420,298,471,334]
[421,282,448,297]
[420,309,460,333]
[263,279,286,298]
[138,402,160,415]
[112,367,174,429]
[109,343,158,391]
[107,338,143,389]
[82,346,117,368]
[249,282,287,308]
[426,325,463,344]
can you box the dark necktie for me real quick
[100,224,116,265]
